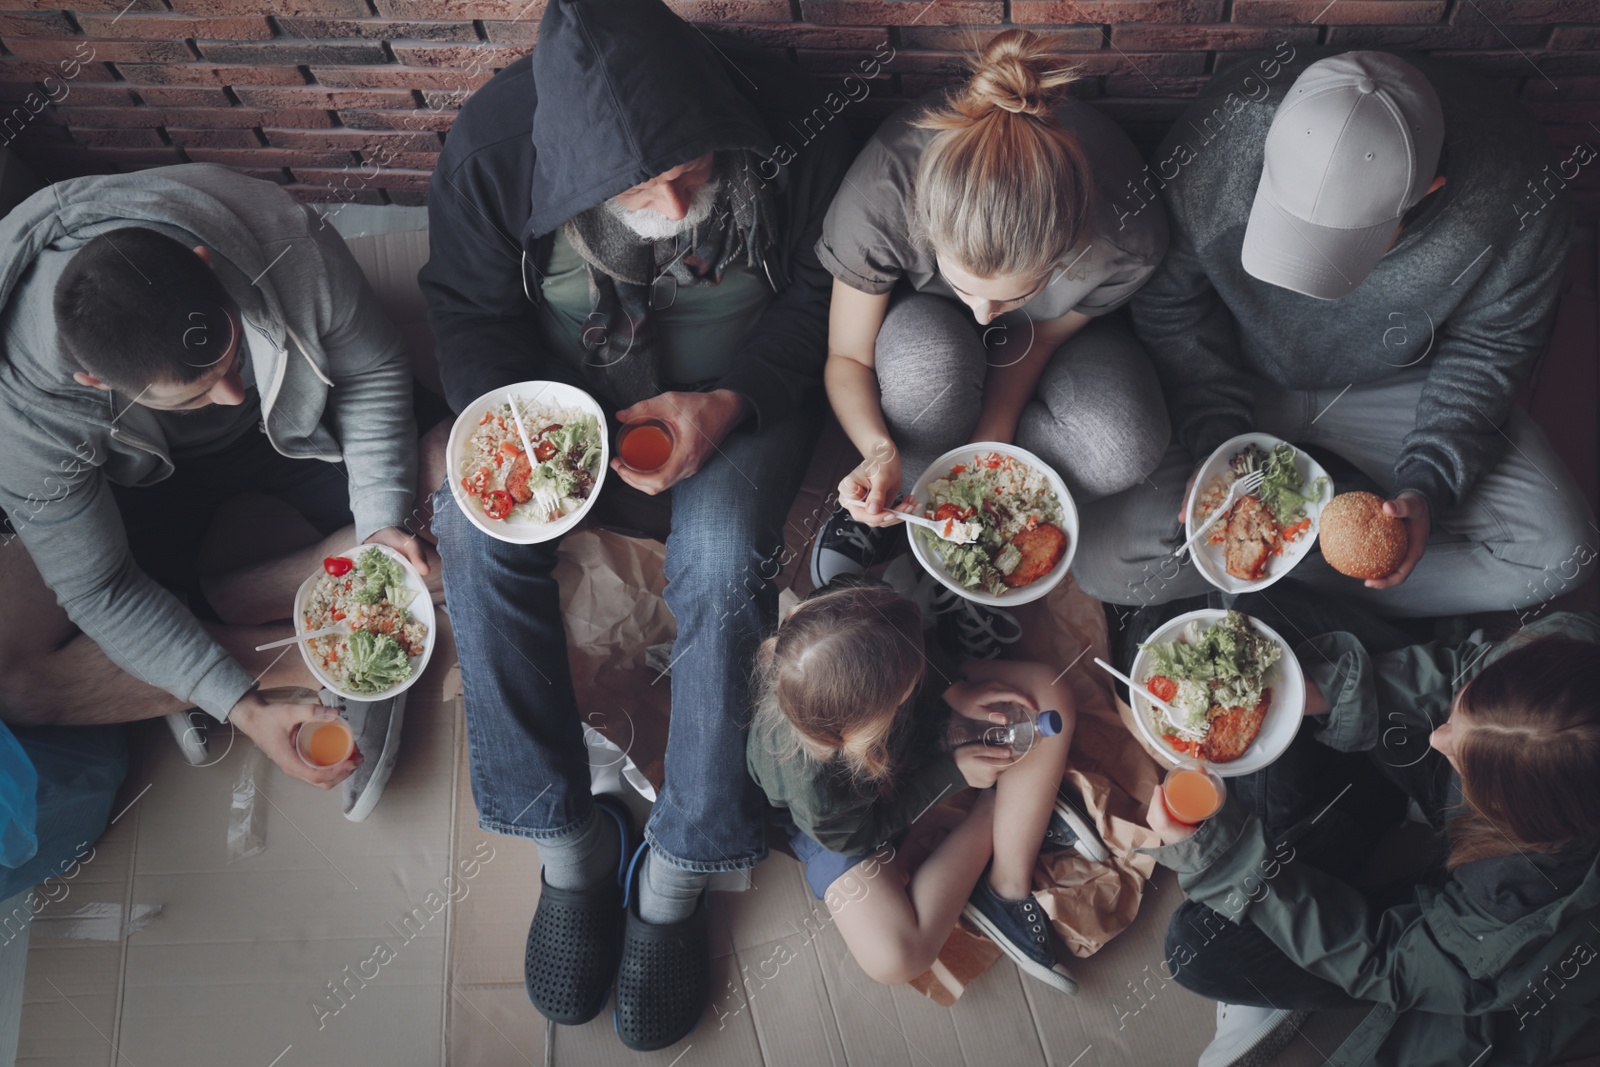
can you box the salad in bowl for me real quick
[907,444,1079,607]
[296,544,435,702]
[446,381,610,544]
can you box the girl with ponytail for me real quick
[746,579,1105,993]
[811,31,1172,600]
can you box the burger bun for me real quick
[1319,491,1407,580]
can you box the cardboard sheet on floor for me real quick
[563,527,1165,1003]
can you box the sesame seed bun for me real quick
[1319,491,1408,580]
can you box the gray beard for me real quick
[603,177,721,241]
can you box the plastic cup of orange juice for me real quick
[617,418,674,473]
[296,718,354,769]
[1161,761,1225,825]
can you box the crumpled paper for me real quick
[555,529,676,794]
[563,528,1167,1004]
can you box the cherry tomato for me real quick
[1147,676,1179,703]
[1162,734,1201,758]
[534,439,559,463]
[481,490,515,520]
[933,503,965,522]
[323,556,354,577]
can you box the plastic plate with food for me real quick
[906,443,1079,607]
[1185,433,1331,594]
[1126,608,1303,777]
[295,544,436,703]
[446,381,609,544]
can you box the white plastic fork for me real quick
[845,491,980,544]
[898,509,982,545]
[1177,469,1266,559]
[256,621,347,651]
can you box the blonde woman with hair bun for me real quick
[810,29,1172,594]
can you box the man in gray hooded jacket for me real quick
[0,163,436,820]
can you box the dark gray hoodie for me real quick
[0,164,415,720]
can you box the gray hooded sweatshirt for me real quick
[0,164,416,721]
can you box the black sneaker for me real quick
[810,506,903,587]
[613,844,710,1051]
[962,871,1077,995]
[522,796,633,1025]
[930,581,1022,661]
[1045,788,1109,863]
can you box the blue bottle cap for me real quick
[1037,709,1063,736]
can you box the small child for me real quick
[746,580,1104,993]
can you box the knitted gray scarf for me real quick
[560,151,779,406]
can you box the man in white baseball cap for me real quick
[1075,48,1592,630]
[1240,51,1444,299]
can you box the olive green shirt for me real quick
[534,228,775,388]
[1144,612,1600,1067]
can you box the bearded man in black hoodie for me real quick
[421,0,852,1049]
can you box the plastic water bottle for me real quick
[944,702,1063,758]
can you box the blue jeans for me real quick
[433,404,819,873]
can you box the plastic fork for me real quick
[1177,469,1266,559]
[1092,657,1183,721]
[256,621,347,652]
[845,491,980,544]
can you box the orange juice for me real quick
[1162,763,1224,824]
[297,719,354,768]
[618,421,673,472]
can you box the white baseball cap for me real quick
[1241,51,1444,300]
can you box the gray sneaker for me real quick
[164,710,209,766]
[320,689,406,823]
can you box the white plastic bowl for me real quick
[1126,608,1304,777]
[906,442,1079,608]
[294,543,436,704]
[1184,432,1331,594]
[446,380,610,545]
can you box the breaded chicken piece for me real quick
[1002,523,1068,588]
[1224,494,1279,581]
[506,451,534,503]
[1200,688,1273,763]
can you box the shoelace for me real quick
[825,513,880,558]
[931,585,1023,649]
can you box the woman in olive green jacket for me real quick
[1143,604,1600,1067]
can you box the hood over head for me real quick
[0,166,309,396]
[527,0,774,237]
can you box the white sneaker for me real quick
[1198,1002,1309,1067]
[320,689,407,823]
[164,710,209,766]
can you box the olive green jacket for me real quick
[1144,612,1600,1067]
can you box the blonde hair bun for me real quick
[966,30,1076,118]
[911,28,1093,280]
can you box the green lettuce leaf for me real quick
[344,628,412,694]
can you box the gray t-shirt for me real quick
[817,93,1168,319]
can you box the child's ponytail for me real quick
[754,584,925,784]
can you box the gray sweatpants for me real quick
[1072,368,1597,617]
[874,291,1171,504]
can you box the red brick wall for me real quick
[0,0,1596,214]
